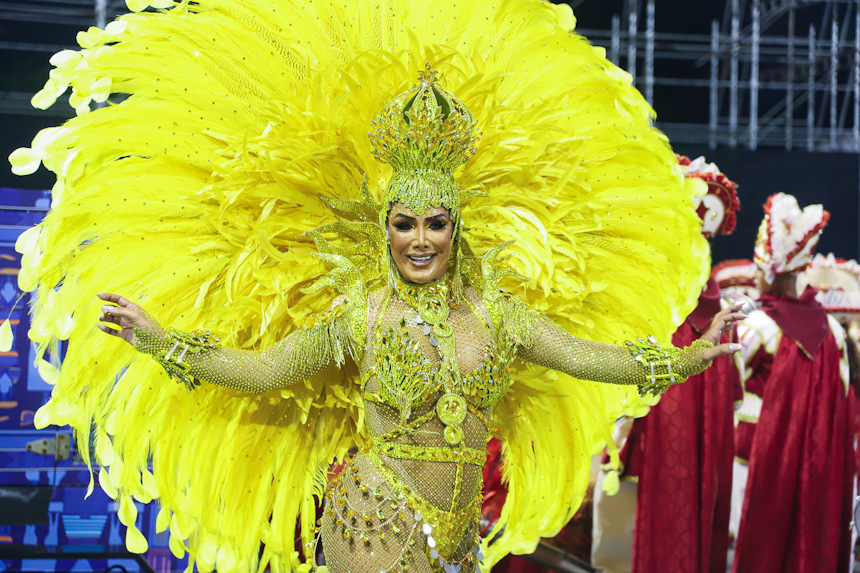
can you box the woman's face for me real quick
[387,203,454,284]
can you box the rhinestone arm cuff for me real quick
[624,337,714,396]
[132,299,360,393]
[518,315,715,396]
[133,328,218,391]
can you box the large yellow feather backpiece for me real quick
[10,0,709,571]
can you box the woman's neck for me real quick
[393,272,454,310]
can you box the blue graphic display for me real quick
[0,188,186,573]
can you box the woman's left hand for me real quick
[697,303,746,362]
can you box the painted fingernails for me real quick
[729,343,742,352]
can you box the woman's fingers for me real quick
[721,312,747,327]
[702,305,748,345]
[98,293,139,311]
[99,314,121,325]
[715,305,745,323]
[101,304,139,321]
[703,342,743,361]
[96,324,121,336]
[96,295,144,346]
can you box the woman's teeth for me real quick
[407,254,434,264]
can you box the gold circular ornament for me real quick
[433,321,454,338]
[444,424,465,445]
[436,392,468,426]
[418,292,449,325]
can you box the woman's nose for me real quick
[416,225,428,247]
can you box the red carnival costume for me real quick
[733,193,853,573]
[627,156,742,573]
[801,253,860,566]
[711,258,760,539]
[591,156,742,573]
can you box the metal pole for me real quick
[611,15,621,66]
[838,4,855,132]
[628,2,638,87]
[94,0,107,111]
[730,0,740,148]
[95,0,106,28]
[854,10,859,151]
[786,5,795,151]
[750,0,760,149]
[808,25,816,152]
[830,18,838,149]
[645,0,655,105]
[710,19,720,149]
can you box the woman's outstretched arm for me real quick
[517,302,745,395]
[97,293,359,394]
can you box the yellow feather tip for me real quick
[0,319,13,352]
[125,524,149,553]
[601,470,621,496]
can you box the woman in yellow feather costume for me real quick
[9,1,745,572]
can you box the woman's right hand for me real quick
[97,293,157,347]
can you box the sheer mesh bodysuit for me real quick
[316,286,502,572]
[134,283,712,573]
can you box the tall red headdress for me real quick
[754,192,829,284]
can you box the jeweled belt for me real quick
[371,440,486,467]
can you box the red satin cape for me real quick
[732,333,853,573]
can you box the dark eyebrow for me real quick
[425,213,450,222]
[392,213,417,222]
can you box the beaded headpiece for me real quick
[677,154,740,238]
[754,192,829,284]
[309,66,482,297]
[369,63,480,225]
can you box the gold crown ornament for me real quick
[369,63,481,224]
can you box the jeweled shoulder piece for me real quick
[368,63,481,221]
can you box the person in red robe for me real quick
[709,259,761,540]
[623,156,743,573]
[800,253,860,555]
[733,193,854,573]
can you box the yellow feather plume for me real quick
[13,0,708,570]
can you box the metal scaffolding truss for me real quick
[0,0,125,29]
[3,1,860,152]
[0,0,128,116]
[578,0,860,152]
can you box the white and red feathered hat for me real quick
[799,253,860,319]
[712,258,760,300]
[754,192,829,284]
[677,154,741,238]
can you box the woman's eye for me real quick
[429,222,448,231]
[394,223,413,231]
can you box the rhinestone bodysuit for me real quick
[134,274,712,573]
